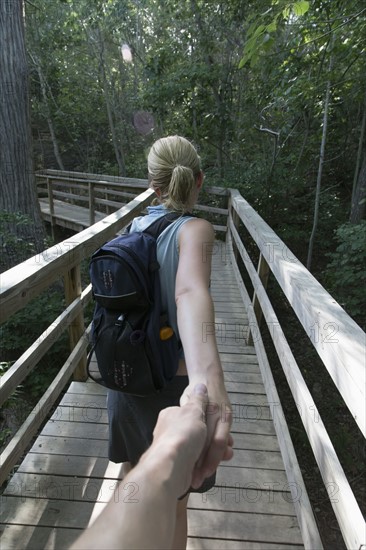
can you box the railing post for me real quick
[64,265,87,381]
[47,177,56,240]
[226,194,240,262]
[105,187,110,214]
[89,181,95,226]
[248,252,270,345]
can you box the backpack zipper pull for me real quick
[116,314,124,326]
[160,326,174,340]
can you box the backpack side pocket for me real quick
[93,314,157,396]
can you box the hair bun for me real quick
[147,136,201,212]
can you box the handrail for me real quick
[36,169,229,232]
[229,189,365,436]
[226,232,323,550]
[36,169,230,197]
[226,189,366,550]
[36,168,150,187]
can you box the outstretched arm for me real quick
[71,384,209,550]
[175,218,233,489]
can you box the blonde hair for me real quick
[148,136,201,212]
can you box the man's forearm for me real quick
[72,450,179,550]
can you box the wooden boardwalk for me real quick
[39,199,107,231]
[0,244,306,549]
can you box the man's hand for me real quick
[150,383,210,495]
[180,382,233,489]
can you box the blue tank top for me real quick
[130,205,195,341]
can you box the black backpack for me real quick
[87,213,189,396]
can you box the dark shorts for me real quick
[107,375,216,496]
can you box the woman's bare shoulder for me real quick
[179,217,214,242]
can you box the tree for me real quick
[350,150,366,223]
[307,36,334,271]
[28,51,65,171]
[0,0,45,270]
[237,0,366,253]
[350,90,366,223]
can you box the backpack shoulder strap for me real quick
[143,212,193,239]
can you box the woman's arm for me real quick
[175,218,233,487]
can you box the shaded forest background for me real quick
[22,0,365,328]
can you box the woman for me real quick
[107,135,233,549]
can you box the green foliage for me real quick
[0,288,69,397]
[0,212,36,270]
[0,362,22,404]
[1,211,69,398]
[239,0,310,68]
[0,362,25,449]
[325,221,366,327]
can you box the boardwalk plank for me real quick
[230,420,276,436]
[59,393,107,409]
[215,465,289,488]
[0,525,304,550]
[188,489,297,516]
[4,473,295,515]
[28,436,108,458]
[224,372,263,383]
[4,473,124,503]
[66,381,107,396]
[187,509,303,545]
[227,449,284,469]
[223,363,260,373]
[39,199,106,230]
[17,454,120,479]
[187,539,303,550]
[0,525,81,550]
[224,381,266,394]
[218,344,256,354]
[0,495,98,530]
[50,406,109,424]
[0,499,302,545]
[220,353,258,364]
[231,432,279,449]
[41,420,108,440]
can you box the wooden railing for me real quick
[36,169,229,232]
[226,189,365,550]
[1,176,365,549]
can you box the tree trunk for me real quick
[98,29,126,176]
[30,53,65,170]
[307,49,334,271]
[0,0,46,271]
[350,89,366,223]
[350,150,366,223]
[190,0,227,177]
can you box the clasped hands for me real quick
[152,383,233,496]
